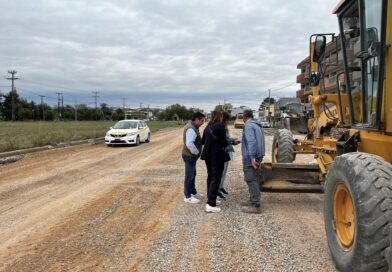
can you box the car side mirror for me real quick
[313,35,327,63]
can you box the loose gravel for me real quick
[143,129,336,272]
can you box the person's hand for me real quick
[251,158,259,169]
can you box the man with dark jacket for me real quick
[182,112,205,204]
[241,110,265,213]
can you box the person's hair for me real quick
[208,111,223,125]
[191,111,205,121]
[222,112,230,130]
[243,109,254,118]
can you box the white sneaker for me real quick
[184,196,200,204]
[205,204,221,213]
[192,193,204,199]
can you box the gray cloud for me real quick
[0,0,339,110]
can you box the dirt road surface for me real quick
[0,126,336,271]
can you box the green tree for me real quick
[0,90,21,120]
[18,108,33,120]
[44,108,55,120]
[165,104,188,120]
[263,97,275,104]
[214,104,224,112]
[100,103,112,120]
[115,108,124,120]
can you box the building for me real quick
[296,36,344,103]
[231,106,251,117]
[259,103,274,122]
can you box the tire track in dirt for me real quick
[0,129,181,220]
[0,128,184,271]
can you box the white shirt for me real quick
[185,128,199,155]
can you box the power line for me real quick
[269,82,296,92]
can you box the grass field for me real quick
[0,120,185,153]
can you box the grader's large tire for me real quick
[324,152,392,272]
[271,129,295,163]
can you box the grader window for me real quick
[341,7,363,123]
[362,0,383,126]
[339,0,385,127]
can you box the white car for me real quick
[105,120,150,146]
[258,119,270,128]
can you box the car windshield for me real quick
[113,121,138,129]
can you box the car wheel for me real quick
[135,136,140,146]
[145,133,150,143]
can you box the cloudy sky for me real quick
[0,0,339,111]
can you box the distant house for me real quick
[259,103,275,121]
[231,106,251,117]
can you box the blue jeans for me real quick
[182,155,198,198]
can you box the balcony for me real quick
[296,73,306,83]
[296,89,305,98]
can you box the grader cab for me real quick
[262,0,392,271]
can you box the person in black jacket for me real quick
[201,111,230,213]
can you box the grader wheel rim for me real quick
[333,183,355,250]
[273,142,278,161]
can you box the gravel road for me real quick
[0,126,336,271]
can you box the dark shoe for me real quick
[217,192,226,200]
[241,205,261,214]
[220,188,228,195]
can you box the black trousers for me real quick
[205,159,225,207]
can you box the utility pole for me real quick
[92,91,99,120]
[61,95,64,117]
[74,98,78,121]
[268,89,271,124]
[7,70,19,121]
[139,102,143,109]
[56,92,63,119]
[122,98,127,111]
[39,95,45,121]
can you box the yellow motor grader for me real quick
[262,0,392,271]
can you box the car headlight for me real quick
[105,132,110,136]
[127,132,137,136]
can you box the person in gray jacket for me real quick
[241,109,265,213]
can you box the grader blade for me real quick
[260,163,323,193]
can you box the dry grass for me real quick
[0,120,185,152]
